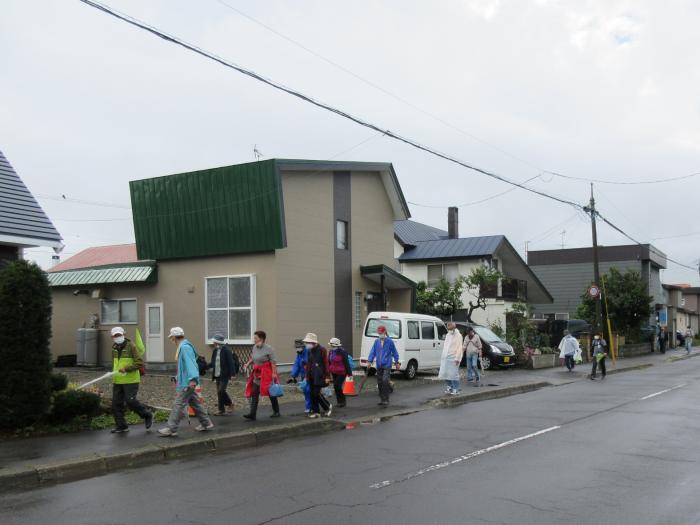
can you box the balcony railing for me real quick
[480,278,527,301]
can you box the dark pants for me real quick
[332,373,346,405]
[660,340,667,354]
[564,355,575,371]
[591,356,606,378]
[215,377,233,413]
[377,368,393,402]
[112,383,150,429]
[309,383,330,414]
[251,382,280,414]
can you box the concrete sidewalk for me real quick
[1,348,696,492]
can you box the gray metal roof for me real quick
[394,220,448,246]
[0,149,62,247]
[399,235,504,262]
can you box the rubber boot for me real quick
[270,396,280,418]
[244,395,258,421]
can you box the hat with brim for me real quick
[169,326,185,338]
[212,334,225,343]
[329,337,342,347]
[302,332,318,344]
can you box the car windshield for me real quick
[365,319,401,339]
[474,326,503,343]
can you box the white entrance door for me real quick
[145,303,164,362]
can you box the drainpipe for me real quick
[381,274,386,311]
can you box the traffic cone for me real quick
[343,375,358,397]
[188,384,205,416]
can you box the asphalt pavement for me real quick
[4,354,700,525]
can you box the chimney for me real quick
[448,206,459,239]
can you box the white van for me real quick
[359,311,447,379]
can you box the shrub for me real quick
[50,390,102,424]
[0,260,53,429]
[50,373,68,392]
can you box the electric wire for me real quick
[77,0,584,213]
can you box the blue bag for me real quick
[346,354,356,371]
[297,379,308,392]
[268,382,284,398]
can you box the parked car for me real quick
[360,311,447,379]
[455,322,515,370]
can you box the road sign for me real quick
[588,285,600,298]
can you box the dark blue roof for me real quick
[0,149,62,246]
[394,220,448,246]
[399,235,505,262]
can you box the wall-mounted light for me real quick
[72,289,90,296]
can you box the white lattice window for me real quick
[205,275,256,344]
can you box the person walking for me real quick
[303,333,332,418]
[109,327,153,434]
[438,322,464,395]
[367,325,400,406]
[590,333,608,380]
[287,339,312,414]
[463,327,483,386]
[684,326,694,354]
[328,338,352,408]
[158,327,213,437]
[243,330,281,420]
[659,326,668,354]
[209,334,238,416]
[558,330,578,372]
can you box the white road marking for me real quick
[369,425,561,489]
[640,383,686,400]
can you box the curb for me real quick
[431,382,552,408]
[585,363,653,379]
[0,418,345,494]
[667,352,700,363]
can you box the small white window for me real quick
[336,220,348,250]
[101,299,137,324]
[427,265,443,288]
[206,275,256,343]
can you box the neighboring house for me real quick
[0,149,62,265]
[394,208,553,329]
[47,159,415,367]
[660,284,694,347]
[674,285,700,336]
[528,244,667,327]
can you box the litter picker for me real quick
[77,371,115,390]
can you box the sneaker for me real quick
[590,376,596,381]
[379,400,389,406]
[225,406,235,414]
[304,409,311,414]
[157,427,177,437]
[213,411,227,416]
[270,412,281,418]
[308,413,320,419]
[194,422,214,432]
[144,412,153,430]
[337,402,346,408]
[110,427,129,434]
[325,404,333,417]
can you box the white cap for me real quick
[329,337,342,347]
[169,326,185,338]
[110,327,125,337]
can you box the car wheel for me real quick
[404,360,418,380]
[481,356,492,370]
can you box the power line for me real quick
[54,217,132,222]
[214,0,700,189]
[77,0,584,213]
[36,193,132,209]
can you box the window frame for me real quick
[427,263,460,288]
[204,274,257,345]
[420,321,435,340]
[336,220,349,250]
[407,320,420,340]
[100,298,138,325]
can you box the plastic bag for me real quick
[268,382,284,397]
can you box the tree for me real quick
[415,276,468,317]
[463,266,505,323]
[575,268,652,339]
[0,260,54,429]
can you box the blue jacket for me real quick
[368,337,399,369]
[290,347,309,379]
[176,339,200,391]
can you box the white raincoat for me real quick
[438,328,464,380]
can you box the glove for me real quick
[287,377,297,384]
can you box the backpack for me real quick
[196,355,208,376]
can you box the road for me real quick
[4,358,700,525]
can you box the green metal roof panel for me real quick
[129,159,286,260]
[48,264,157,287]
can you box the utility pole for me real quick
[584,184,603,335]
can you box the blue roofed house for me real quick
[394,208,552,329]
[0,149,63,265]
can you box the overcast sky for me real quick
[2,0,699,285]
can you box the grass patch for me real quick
[1,409,169,439]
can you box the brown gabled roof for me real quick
[49,244,138,272]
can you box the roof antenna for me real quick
[253,144,263,161]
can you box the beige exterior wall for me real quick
[274,170,335,361]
